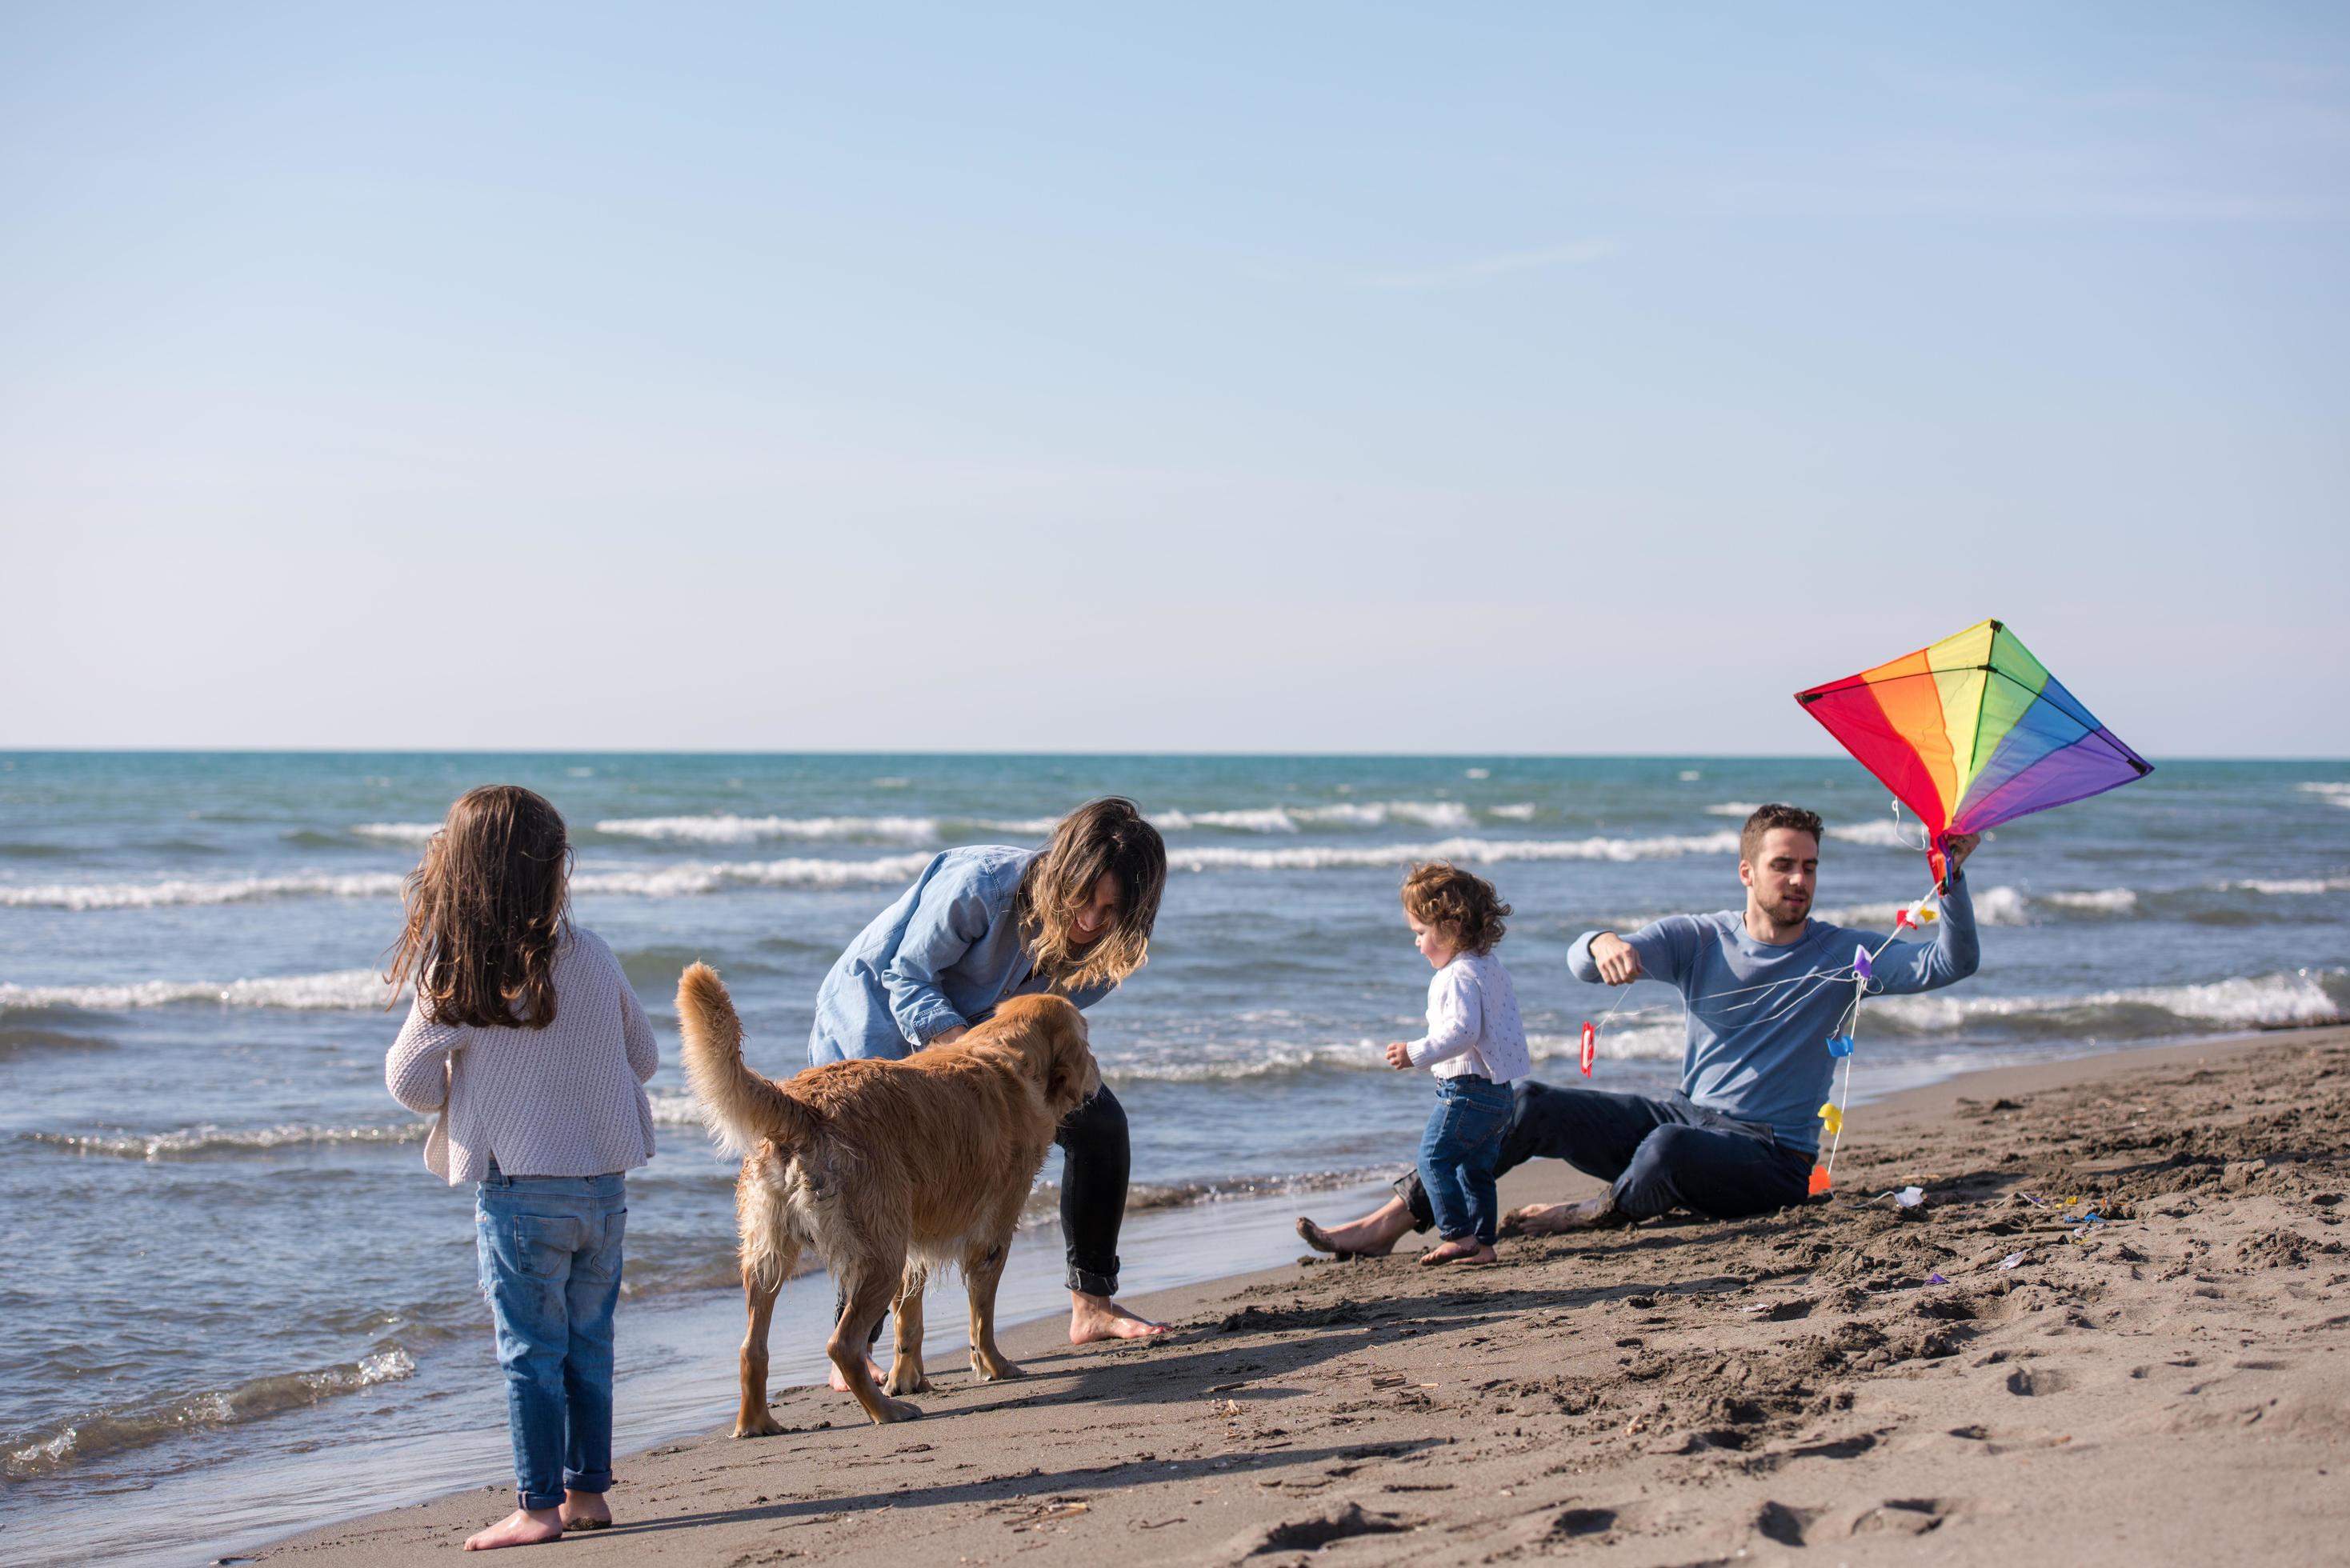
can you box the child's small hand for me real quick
[1384,1041,1414,1070]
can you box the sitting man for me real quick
[1299,802,1980,1250]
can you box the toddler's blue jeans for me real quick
[476,1167,627,1512]
[1417,1074,1513,1246]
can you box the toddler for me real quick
[385,786,659,1551]
[1384,861,1531,1265]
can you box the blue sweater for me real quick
[808,846,1115,1066]
[1566,874,1980,1152]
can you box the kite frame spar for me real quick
[1794,618,2152,887]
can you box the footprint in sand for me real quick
[2004,1366,2074,1396]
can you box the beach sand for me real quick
[258,1030,2350,1566]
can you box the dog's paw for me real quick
[733,1407,787,1439]
[867,1396,923,1425]
[883,1368,933,1396]
[972,1354,1027,1382]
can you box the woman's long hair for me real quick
[385,785,572,1029]
[1016,797,1166,993]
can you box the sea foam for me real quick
[350,822,438,845]
[2224,876,2350,895]
[0,873,406,911]
[21,1121,430,1161]
[1164,832,1739,873]
[1817,885,2122,928]
[1826,818,1924,849]
[0,969,399,1013]
[2,1347,416,1479]
[1872,968,2347,1034]
[570,853,938,897]
[594,814,944,846]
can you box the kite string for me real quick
[1824,1050,1852,1178]
[1820,877,1941,1187]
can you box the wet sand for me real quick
[259,1028,2350,1565]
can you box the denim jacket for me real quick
[808,846,1115,1066]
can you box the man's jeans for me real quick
[1417,1075,1513,1245]
[476,1167,627,1511]
[1395,1082,1812,1229]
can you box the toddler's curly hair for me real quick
[1400,860,1510,956]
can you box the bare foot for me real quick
[1069,1291,1171,1343]
[559,1490,611,1531]
[1418,1238,1497,1266]
[1295,1197,1416,1258]
[463,1506,564,1550]
[1500,1197,1630,1236]
[827,1354,883,1394]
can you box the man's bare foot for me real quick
[1418,1238,1497,1266]
[559,1489,611,1530]
[1069,1291,1171,1343]
[463,1506,564,1550]
[1295,1197,1416,1258]
[827,1354,883,1394]
[1500,1197,1631,1236]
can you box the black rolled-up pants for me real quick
[1393,1080,1812,1230]
[849,1083,1131,1341]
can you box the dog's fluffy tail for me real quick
[676,962,819,1158]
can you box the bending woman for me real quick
[810,797,1172,1350]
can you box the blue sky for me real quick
[3,5,2344,754]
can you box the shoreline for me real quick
[247,1023,2350,1565]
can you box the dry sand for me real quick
[260,1030,2350,1566]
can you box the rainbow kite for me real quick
[1796,618,2152,886]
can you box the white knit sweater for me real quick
[386,927,659,1184]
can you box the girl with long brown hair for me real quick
[384,786,659,1551]
[809,797,1169,1357]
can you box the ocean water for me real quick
[2,753,2346,1564]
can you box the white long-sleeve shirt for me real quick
[386,927,659,1184]
[1404,951,1531,1082]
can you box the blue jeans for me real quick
[1417,1075,1514,1246]
[475,1167,627,1512]
[1395,1082,1814,1230]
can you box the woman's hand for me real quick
[1384,1041,1414,1070]
[927,1024,970,1048]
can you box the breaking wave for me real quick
[0,969,399,1014]
[570,853,938,896]
[350,822,438,845]
[2297,782,2350,808]
[0,872,408,910]
[1166,832,1739,873]
[2224,876,2350,895]
[595,814,947,846]
[588,800,1491,843]
[1155,801,1477,834]
[22,1121,430,1161]
[1871,968,2348,1038]
[1091,1022,1689,1086]
[2,1348,416,1479]
[1826,818,1925,849]
[1818,885,2133,928]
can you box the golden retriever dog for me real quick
[676,963,1100,1429]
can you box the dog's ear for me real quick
[1043,1008,1100,1113]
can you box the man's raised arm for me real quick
[1871,869,1981,994]
[1569,916,1703,990]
